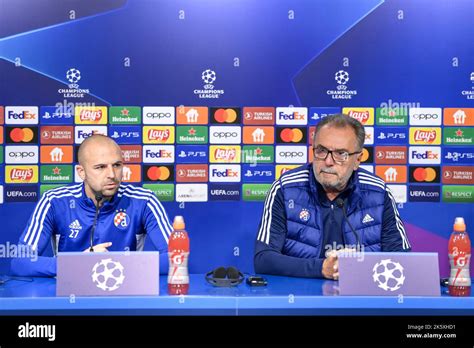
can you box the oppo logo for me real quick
[146,112,171,119]
[279,151,304,158]
[8,151,35,158]
[412,114,439,120]
[212,132,238,138]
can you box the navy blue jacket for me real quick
[254,164,411,278]
[10,183,173,277]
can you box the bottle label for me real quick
[448,253,471,286]
[168,252,189,285]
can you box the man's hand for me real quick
[83,242,112,252]
[322,248,357,280]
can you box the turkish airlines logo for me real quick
[242,107,274,125]
[75,107,107,124]
[5,107,39,125]
[442,166,474,184]
[374,146,407,164]
[209,126,241,144]
[409,128,441,145]
[210,146,241,163]
[143,126,174,144]
[176,164,209,182]
[6,165,38,183]
[40,126,74,144]
[120,145,142,163]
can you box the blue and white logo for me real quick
[375,127,408,145]
[408,185,441,202]
[208,183,241,201]
[299,208,311,222]
[40,106,74,124]
[442,147,474,164]
[308,107,341,125]
[109,126,141,144]
[242,164,274,183]
[175,145,208,164]
[5,185,38,203]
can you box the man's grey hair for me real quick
[312,113,365,150]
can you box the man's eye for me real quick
[337,151,348,156]
[113,163,122,168]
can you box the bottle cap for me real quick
[453,217,466,232]
[173,215,185,230]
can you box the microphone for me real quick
[89,193,103,252]
[336,198,361,250]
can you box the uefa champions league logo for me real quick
[202,69,216,89]
[194,68,224,99]
[91,258,125,291]
[58,68,90,98]
[66,68,81,87]
[372,258,405,291]
[335,70,349,86]
[326,69,357,100]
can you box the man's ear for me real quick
[76,165,85,181]
[354,152,363,170]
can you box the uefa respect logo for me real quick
[194,69,225,99]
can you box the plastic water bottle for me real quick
[168,216,190,295]
[448,217,471,296]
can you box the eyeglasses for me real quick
[313,145,362,163]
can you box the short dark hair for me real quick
[313,113,365,150]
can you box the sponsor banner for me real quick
[442,147,474,164]
[375,165,407,183]
[375,107,408,126]
[176,126,208,144]
[364,127,374,145]
[40,126,74,144]
[275,145,307,164]
[142,145,175,163]
[121,164,141,183]
[409,107,442,126]
[242,107,275,125]
[242,164,275,183]
[40,106,74,124]
[120,145,142,163]
[242,183,272,201]
[74,126,108,144]
[374,146,407,164]
[6,126,38,144]
[5,165,38,184]
[275,107,307,126]
[0,146,3,164]
[0,185,2,203]
[442,166,474,185]
[176,183,208,202]
[143,126,175,144]
[142,106,174,125]
[408,185,441,202]
[176,145,208,164]
[209,164,241,182]
[360,146,374,164]
[74,106,107,124]
[5,145,38,164]
[109,106,141,124]
[443,108,474,126]
[40,165,73,183]
[442,185,474,203]
[408,146,441,164]
[176,164,209,183]
[386,184,407,204]
[40,184,63,196]
[142,183,175,202]
[5,106,39,125]
[209,145,241,163]
[40,145,73,164]
[210,107,241,124]
[359,165,374,173]
[109,126,142,144]
[4,185,38,203]
[209,126,241,144]
[143,165,174,182]
[209,183,241,201]
[408,166,440,183]
[241,146,274,164]
[242,126,275,144]
[443,127,474,145]
[342,107,374,125]
[308,107,340,125]
[0,126,3,144]
[276,127,307,144]
[275,165,301,179]
[0,106,4,124]
[409,127,442,145]
[374,127,407,145]
[176,106,208,124]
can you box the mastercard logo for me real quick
[9,127,35,142]
[146,166,172,181]
[410,167,439,182]
[360,147,373,163]
[213,108,239,123]
[278,128,305,143]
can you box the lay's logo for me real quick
[75,107,108,124]
[143,126,175,144]
[209,146,241,163]
[409,127,441,145]
[342,108,374,125]
[6,165,38,183]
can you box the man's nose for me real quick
[324,152,336,166]
[106,165,116,178]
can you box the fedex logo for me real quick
[74,126,108,144]
[143,145,175,163]
[5,107,39,125]
[409,146,441,164]
[275,107,307,125]
[209,165,241,182]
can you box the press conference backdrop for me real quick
[0,0,472,276]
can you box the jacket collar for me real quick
[79,183,121,212]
